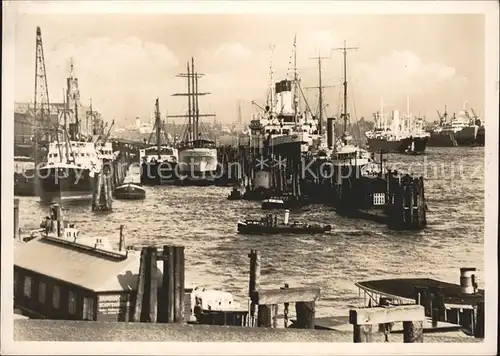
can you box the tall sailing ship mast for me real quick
[167,58,219,184]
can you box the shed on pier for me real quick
[13,236,185,322]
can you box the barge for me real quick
[237,209,331,235]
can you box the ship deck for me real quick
[356,278,484,307]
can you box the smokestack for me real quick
[284,209,290,225]
[327,117,335,148]
[460,267,477,294]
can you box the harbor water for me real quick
[16,147,484,318]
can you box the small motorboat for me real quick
[114,183,146,200]
[237,209,331,235]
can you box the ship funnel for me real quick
[275,80,293,114]
[284,209,290,225]
[460,267,477,294]
[327,117,335,148]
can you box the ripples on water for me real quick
[17,147,484,318]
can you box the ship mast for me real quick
[267,44,276,111]
[155,98,161,158]
[333,40,359,145]
[293,34,298,123]
[169,58,215,144]
[186,62,192,142]
[308,51,332,136]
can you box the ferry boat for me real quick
[427,105,484,147]
[237,209,331,235]
[140,98,178,185]
[365,105,430,154]
[170,58,218,185]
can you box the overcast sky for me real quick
[13,11,485,126]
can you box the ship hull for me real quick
[140,161,177,185]
[366,136,428,154]
[38,166,96,203]
[427,126,478,147]
[237,221,331,235]
[177,147,218,184]
[475,126,485,146]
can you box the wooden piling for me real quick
[248,249,261,327]
[14,198,19,240]
[295,301,315,329]
[475,300,484,338]
[257,305,272,327]
[133,247,148,322]
[159,245,185,323]
[163,246,175,323]
[282,283,290,328]
[174,246,185,323]
[350,305,425,343]
[118,225,125,251]
[403,321,424,343]
[353,325,373,343]
[148,247,158,323]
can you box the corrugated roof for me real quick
[14,237,162,292]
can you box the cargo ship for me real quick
[365,102,430,154]
[140,98,178,185]
[427,105,484,147]
[169,58,218,185]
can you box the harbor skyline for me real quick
[13,12,485,126]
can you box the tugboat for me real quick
[237,209,331,235]
[227,185,244,200]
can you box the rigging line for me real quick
[349,77,362,140]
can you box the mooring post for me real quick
[282,283,290,328]
[133,247,148,322]
[148,246,158,323]
[173,246,185,323]
[163,246,175,323]
[118,225,125,251]
[403,321,424,343]
[378,297,391,333]
[257,305,272,327]
[14,198,19,240]
[248,249,261,327]
[295,301,316,329]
